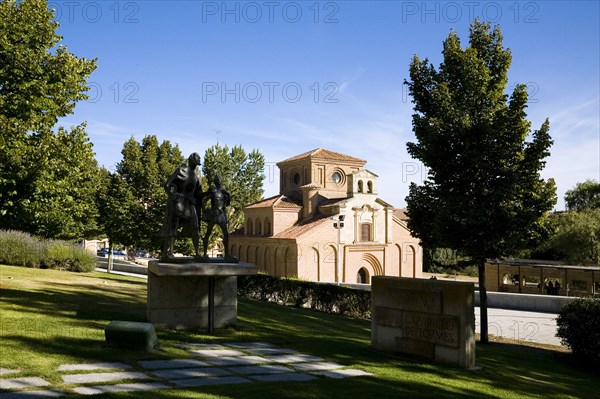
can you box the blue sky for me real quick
[54,1,599,210]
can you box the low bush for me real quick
[44,240,97,272]
[0,230,44,267]
[238,274,371,319]
[556,297,600,364]
[0,230,96,272]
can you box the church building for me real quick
[229,148,422,284]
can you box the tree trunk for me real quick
[478,258,489,343]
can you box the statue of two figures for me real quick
[160,152,236,263]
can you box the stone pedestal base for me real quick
[147,260,257,331]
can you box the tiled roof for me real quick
[394,208,409,221]
[245,195,302,209]
[272,216,331,239]
[277,148,366,164]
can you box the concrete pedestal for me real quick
[147,260,257,331]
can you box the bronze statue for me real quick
[201,175,234,261]
[160,153,202,260]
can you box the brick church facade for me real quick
[229,148,422,284]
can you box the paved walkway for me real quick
[475,307,561,346]
[0,342,372,398]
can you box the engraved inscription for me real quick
[392,288,442,314]
[373,307,403,328]
[402,311,459,348]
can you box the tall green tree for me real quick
[0,0,98,239]
[202,144,265,233]
[405,21,556,342]
[99,136,184,253]
[565,180,600,211]
[548,210,600,265]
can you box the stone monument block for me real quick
[147,260,257,330]
[371,277,475,368]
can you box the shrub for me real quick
[0,230,96,272]
[238,274,371,319]
[0,230,44,267]
[44,240,96,272]
[556,297,600,364]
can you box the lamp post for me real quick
[333,214,345,285]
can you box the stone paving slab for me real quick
[0,369,21,377]
[151,367,232,380]
[204,356,270,367]
[72,382,169,395]
[173,376,251,387]
[174,343,226,349]
[189,349,245,357]
[291,362,345,371]
[265,354,325,364]
[57,362,130,372]
[0,378,50,390]
[250,373,316,383]
[226,365,293,376]
[313,369,373,379]
[225,342,274,349]
[246,348,298,355]
[0,390,66,399]
[61,371,151,385]
[138,359,209,370]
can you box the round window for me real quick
[331,171,342,184]
[293,172,301,185]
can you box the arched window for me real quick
[256,218,262,236]
[264,218,271,236]
[247,218,254,236]
[358,180,364,193]
[357,268,369,284]
[367,181,373,193]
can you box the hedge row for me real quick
[238,274,371,319]
[0,230,96,272]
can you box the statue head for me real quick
[214,175,222,187]
[188,152,201,168]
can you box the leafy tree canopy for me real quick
[98,135,184,253]
[202,144,265,233]
[0,0,98,240]
[565,179,600,211]
[405,20,556,260]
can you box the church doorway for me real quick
[357,267,369,284]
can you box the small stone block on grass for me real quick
[104,321,159,351]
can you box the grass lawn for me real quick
[1,264,598,398]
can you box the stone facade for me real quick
[230,148,423,284]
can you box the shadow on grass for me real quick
[0,284,146,321]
